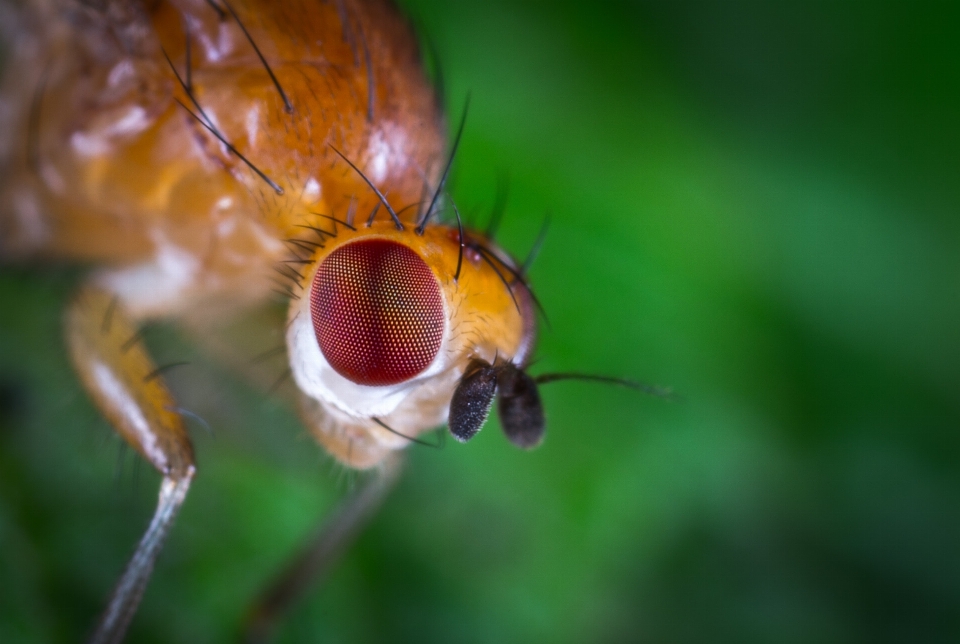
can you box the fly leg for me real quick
[65,285,196,644]
[241,451,404,644]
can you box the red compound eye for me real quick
[310,239,445,386]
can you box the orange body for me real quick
[2,0,442,310]
[0,0,536,468]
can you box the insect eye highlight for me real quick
[310,239,444,386]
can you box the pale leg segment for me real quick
[89,475,193,644]
[65,285,196,644]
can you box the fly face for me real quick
[286,219,538,468]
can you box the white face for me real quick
[280,217,541,468]
[285,234,496,445]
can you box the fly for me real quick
[0,1,669,642]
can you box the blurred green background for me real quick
[2,1,960,642]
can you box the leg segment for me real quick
[89,476,192,644]
[242,453,404,643]
[65,285,196,644]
